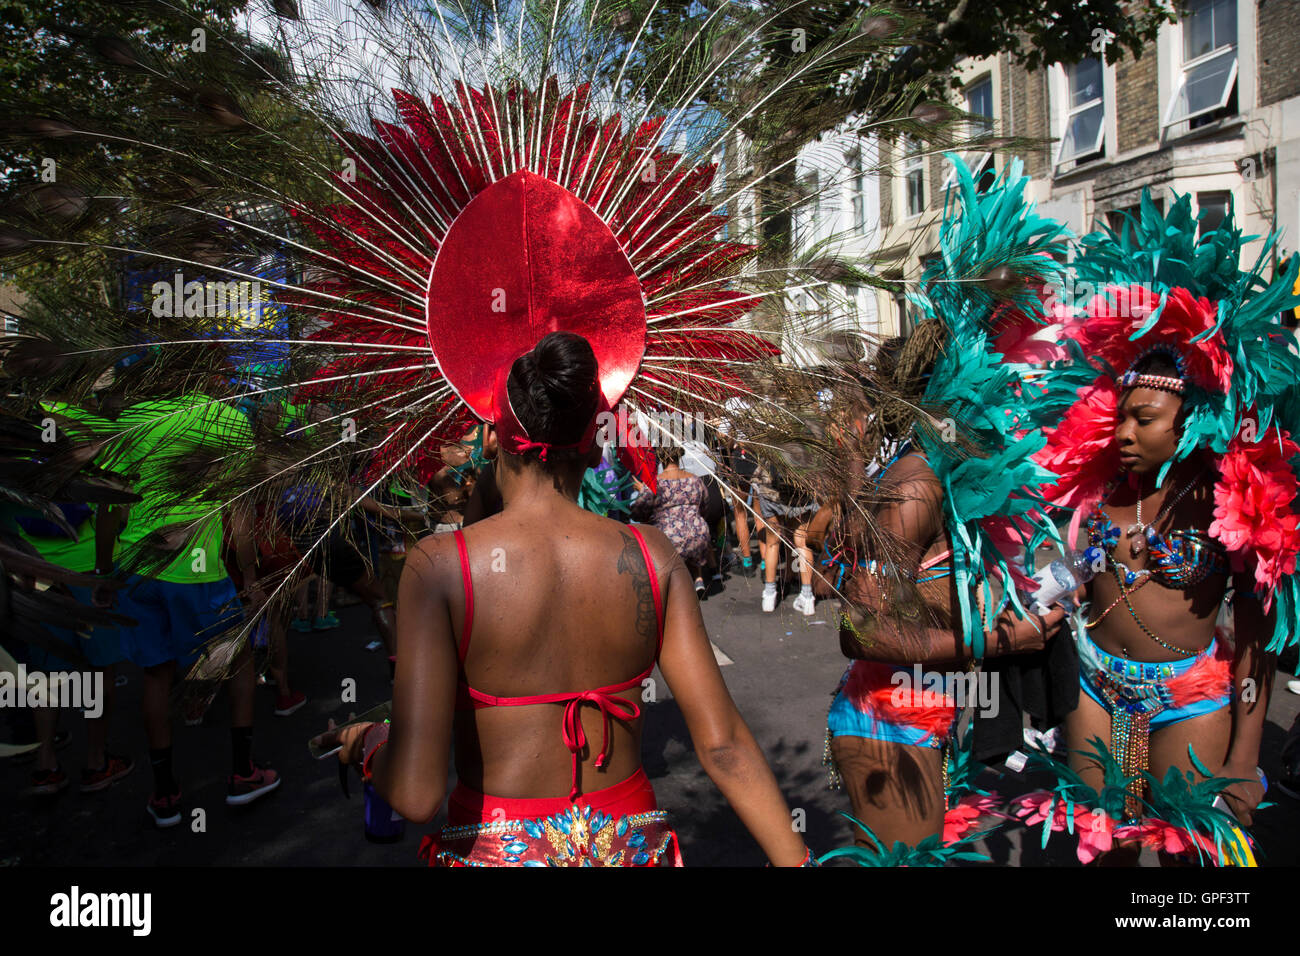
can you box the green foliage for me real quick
[0,0,337,306]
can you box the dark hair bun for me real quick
[506,331,600,453]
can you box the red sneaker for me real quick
[227,763,281,806]
[147,788,183,828]
[30,766,69,796]
[81,753,135,793]
[273,690,307,717]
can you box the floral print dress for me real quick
[632,475,710,565]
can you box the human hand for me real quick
[310,718,376,767]
[995,603,1065,655]
[1215,766,1265,826]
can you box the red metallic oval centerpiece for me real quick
[425,169,647,421]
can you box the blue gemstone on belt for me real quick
[631,850,650,865]
[616,817,629,837]
[629,832,646,848]
[523,819,544,838]
[504,841,529,854]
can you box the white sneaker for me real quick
[761,590,776,613]
[792,593,816,616]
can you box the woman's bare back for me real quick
[444,503,674,798]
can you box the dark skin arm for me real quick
[226,502,267,613]
[838,456,1061,665]
[320,535,457,823]
[648,525,809,866]
[830,415,869,546]
[1217,575,1275,825]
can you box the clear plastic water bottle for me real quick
[363,781,406,843]
[1025,546,1104,614]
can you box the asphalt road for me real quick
[3,561,1298,867]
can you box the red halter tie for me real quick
[559,691,641,801]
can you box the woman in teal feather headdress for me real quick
[827,156,1077,853]
[1030,192,1300,863]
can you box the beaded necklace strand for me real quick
[1085,467,1208,657]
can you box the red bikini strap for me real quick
[452,529,474,664]
[627,524,664,654]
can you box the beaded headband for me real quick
[1117,344,1188,395]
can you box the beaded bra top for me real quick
[1084,505,1228,589]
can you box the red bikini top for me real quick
[451,525,665,800]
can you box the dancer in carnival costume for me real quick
[0,0,980,864]
[1026,192,1300,865]
[828,156,1075,855]
[192,0,930,867]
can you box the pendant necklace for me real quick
[1124,468,1203,559]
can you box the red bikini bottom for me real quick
[418,767,683,867]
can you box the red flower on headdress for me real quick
[1063,284,1233,393]
[1034,376,1121,514]
[1211,426,1300,611]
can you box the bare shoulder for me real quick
[623,521,683,576]
[882,452,942,496]
[405,528,465,586]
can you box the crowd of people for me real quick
[8,314,1300,866]
[5,35,1300,868]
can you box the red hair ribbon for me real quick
[492,366,612,462]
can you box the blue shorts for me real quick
[27,584,126,670]
[116,576,242,669]
[826,662,957,750]
[1076,629,1232,730]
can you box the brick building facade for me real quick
[870,0,1300,336]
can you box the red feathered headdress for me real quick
[284,80,778,487]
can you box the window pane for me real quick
[1060,102,1104,161]
[1184,0,1236,61]
[1184,51,1235,116]
[907,170,924,216]
[1197,191,1230,237]
[967,78,994,135]
[1184,0,1214,60]
[1214,0,1237,49]
[1070,58,1103,109]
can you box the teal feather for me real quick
[818,812,992,867]
[904,157,1076,655]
